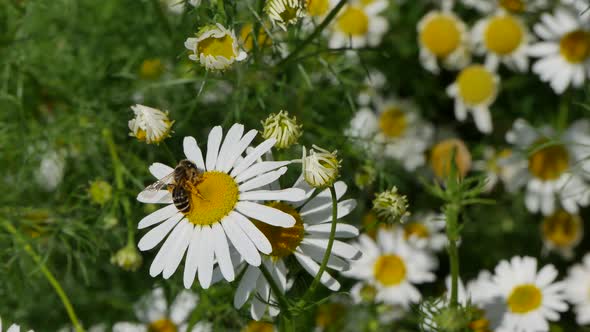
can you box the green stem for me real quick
[304,185,338,299]
[445,204,460,307]
[2,222,85,332]
[276,0,347,67]
[150,0,172,35]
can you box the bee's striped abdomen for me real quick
[172,186,191,213]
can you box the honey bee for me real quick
[141,159,204,213]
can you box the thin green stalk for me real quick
[304,185,338,299]
[277,0,347,67]
[2,221,85,332]
[445,204,460,307]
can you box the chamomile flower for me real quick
[417,6,470,73]
[356,70,386,106]
[540,209,583,259]
[505,119,590,215]
[184,24,247,71]
[0,318,33,332]
[564,253,590,325]
[447,63,500,134]
[461,0,547,14]
[529,7,590,93]
[305,0,335,20]
[302,145,340,188]
[113,288,211,332]
[345,228,437,308]
[328,0,388,49]
[233,179,360,320]
[472,11,532,72]
[401,212,446,252]
[128,104,174,145]
[349,98,434,171]
[36,150,66,191]
[473,147,521,192]
[136,124,306,288]
[487,256,568,332]
[429,138,472,180]
[265,0,306,31]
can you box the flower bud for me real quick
[128,104,174,145]
[265,0,306,31]
[88,180,113,206]
[111,244,143,272]
[430,138,472,179]
[302,145,340,188]
[261,110,302,149]
[372,187,410,225]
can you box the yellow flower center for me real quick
[430,139,472,179]
[484,15,523,55]
[252,202,305,259]
[379,107,407,138]
[420,14,462,57]
[507,284,543,314]
[542,210,581,247]
[239,24,271,51]
[184,171,239,226]
[148,319,177,332]
[373,254,407,286]
[403,222,430,239]
[197,34,236,59]
[500,0,525,13]
[469,318,492,332]
[315,303,346,328]
[528,140,569,181]
[559,30,590,63]
[306,0,329,16]
[242,321,275,332]
[457,65,496,105]
[336,6,369,36]
[487,148,512,173]
[140,59,165,80]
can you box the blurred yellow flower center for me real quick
[487,148,512,173]
[379,107,407,138]
[373,254,406,286]
[148,319,177,332]
[240,24,271,51]
[140,59,165,80]
[469,317,492,332]
[420,14,461,57]
[528,140,569,181]
[197,35,236,59]
[457,65,496,105]
[184,171,239,226]
[484,15,523,55]
[253,202,305,259]
[307,0,329,16]
[560,30,590,63]
[360,283,377,301]
[404,223,429,239]
[337,6,369,36]
[278,4,300,23]
[430,139,472,179]
[242,321,275,332]
[315,303,346,328]
[542,210,581,247]
[507,284,543,313]
[500,0,525,13]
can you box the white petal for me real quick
[210,222,235,281]
[294,252,340,291]
[301,238,361,259]
[169,291,199,325]
[223,129,258,173]
[235,161,292,183]
[216,124,244,171]
[234,265,260,308]
[138,213,183,250]
[138,205,179,229]
[183,137,206,170]
[239,188,306,202]
[300,182,348,215]
[231,138,277,177]
[150,162,173,179]
[183,226,202,288]
[230,211,272,255]
[163,222,193,279]
[206,126,223,171]
[238,167,287,192]
[235,201,295,227]
[305,223,359,238]
[150,220,188,277]
[221,217,261,266]
[198,226,215,288]
[298,244,350,271]
[473,107,493,134]
[301,199,357,224]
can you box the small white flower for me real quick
[36,150,66,191]
[113,288,212,332]
[261,110,302,149]
[540,209,583,259]
[461,0,548,14]
[128,104,174,144]
[529,7,590,94]
[447,62,500,134]
[564,253,590,325]
[400,212,446,252]
[184,23,247,71]
[265,0,306,31]
[356,70,386,106]
[328,0,389,49]
[302,145,340,188]
[472,147,521,192]
[0,318,33,332]
[372,187,410,225]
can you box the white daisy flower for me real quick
[233,179,360,320]
[564,253,590,325]
[184,23,247,71]
[348,98,434,171]
[113,288,211,332]
[35,150,66,191]
[528,7,590,94]
[128,104,174,145]
[136,123,306,288]
[0,318,33,332]
[561,0,590,14]
[345,228,437,308]
[356,70,386,106]
[401,212,446,252]
[461,0,548,14]
[417,6,470,73]
[328,0,389,49]
[265,0,306,31]
[447,62,500,134]
[472,10,532,72]
[505,119,590,215]
[540,209,583,259]
[486,256,568,332]
[473,147,522,192]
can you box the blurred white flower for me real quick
[461,0,547,14]
[540,209,583,259]
[328,0,388,49]
[400,212,446,252]
[128,104,174,144]
[184,24,247,70]
[564,253,590,325]
[0,318,33,332]
[473,147,521,192]
[36,150,66,192]
[265,0,306,31]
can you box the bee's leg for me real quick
[195,189,208,201]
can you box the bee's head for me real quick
[179,159,197,169]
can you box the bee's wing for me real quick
[139,172,175,198]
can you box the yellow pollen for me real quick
[404,223,430,239]
[197,35,236,59]
[541,210,581,247]
[457,65,496,105]
[507,284,543,313]
[560,30,590,63]
[484,15,523,55]
[239,24,271,51]
[430,139,472,179]
[528,140,569,181]
[420,14,462,57]
[241,321,275,332]
[306,0,329,16]
[135,128,147,141]
[500,0,525,13]
[184,171,239,226]
[252,202,305,259]
[379,107,407,138]
[148,319,177,332]
[337,6,369,36]
[140,59,165,80]
[315,303,346,328]
[373,254,406,286]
